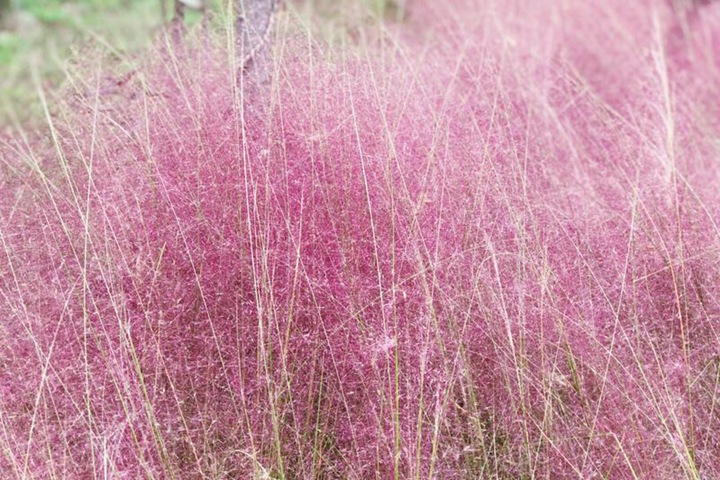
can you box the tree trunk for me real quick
[0,0,11,29]
[173,0,185,25]
[236,0,278,71]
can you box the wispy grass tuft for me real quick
[2,0,720,478]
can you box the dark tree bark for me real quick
[173,0,185,25]
[164,0,278,74]
[0,0,11,29]
[235,0,278,72]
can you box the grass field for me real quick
[1,0,720,478]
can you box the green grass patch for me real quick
[0,0,163,127]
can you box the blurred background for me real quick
[0,0,405,126]
[0,0,172,126]
[0,0,179,128]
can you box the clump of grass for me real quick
[2,0,720,478]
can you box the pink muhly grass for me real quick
[1,0,720,478]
